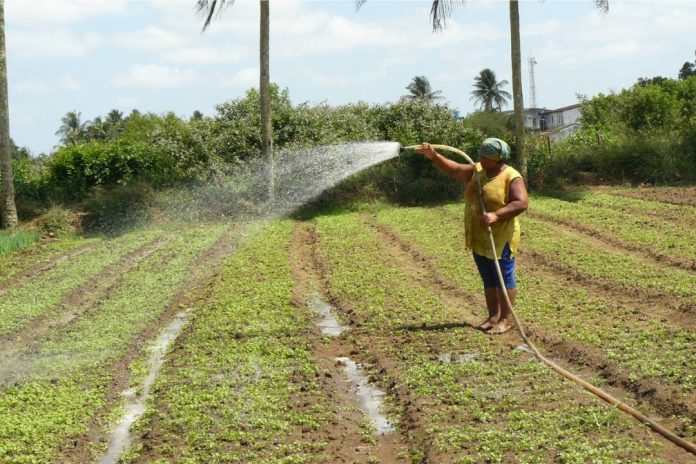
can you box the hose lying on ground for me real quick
[402,144,696,457]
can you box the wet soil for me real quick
[57,225,244,463]
[289,221,409,464]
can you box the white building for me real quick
[505,103,582,141]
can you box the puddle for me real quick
[99,309,192,464]
[513,344,534,355]
[437,351,478,364]
[308,293,346,337]
[335,357,394,436]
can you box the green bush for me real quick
[529,77,696,186]
[81,182,155,235]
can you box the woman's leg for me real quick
[488,288,515,334]
[479,288,500,330]
[487,244,516,334]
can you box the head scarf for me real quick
[478,137,510,162]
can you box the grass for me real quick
[0,229,39,257]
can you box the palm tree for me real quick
[197,0,273,202]
[428,0,608,179]
[404,75,444,104]
[55,110,87,146]
[471,68,511,112]
[105,109,124,138]
[0,0,17,228]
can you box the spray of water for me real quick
[159,141,402,222]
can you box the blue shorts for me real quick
[472,243,516,289]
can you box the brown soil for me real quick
[0,242,98,294]
[58,224,244,463]
[528,210,696,271]
[605,186,696,207]
[290,220,409,463]
[361,215,695,460]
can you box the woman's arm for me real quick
[481,177,529,226]
[416,143,474,182]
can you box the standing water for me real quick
[99,309,192,464]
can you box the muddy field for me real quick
[0,186,694,463]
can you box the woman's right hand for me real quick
[416,143,438,161]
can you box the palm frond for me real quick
[197,0,235,31]
[430,0,464,32]
[355,0,367,11]
[593,0,609,13]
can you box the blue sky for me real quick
[6,0,696,154]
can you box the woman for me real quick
[416,138,528,334]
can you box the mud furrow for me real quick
[308,220,442,463]
[290,221,408,464]
[527,210,695,271]
[0,236,170,362]
[58,224,244,463]
[0,242,98,294]
[365,215,696,438]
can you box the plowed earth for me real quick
[0,185,694,463]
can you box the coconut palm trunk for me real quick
[0,0,17,229]
[260,0,273,203]
[509,0,526,179]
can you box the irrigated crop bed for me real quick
[0,186,694,463]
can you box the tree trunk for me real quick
[509,0,527,179]
[260,0,273,204]
[0,0,17,228]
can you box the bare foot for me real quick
[478,317,498,331]
[486,320,513,335]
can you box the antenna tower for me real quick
[528,57,538,108]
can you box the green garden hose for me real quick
[402,143,696,457]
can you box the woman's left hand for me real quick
[480,212,499,226]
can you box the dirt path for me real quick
[58,224,245,463]
[364,215,696,450]
[528,210,695,271]
[290,221,409,464]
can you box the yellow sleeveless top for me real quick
[464,163,522,259]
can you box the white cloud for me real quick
[8,30,103,58]
[161,45,250,65]
[115,26,185,53]
[61,74,81,92]
[221,67,259,88]
[529,2,696,69]
[6,0,127,27]
[114,64,199,88]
